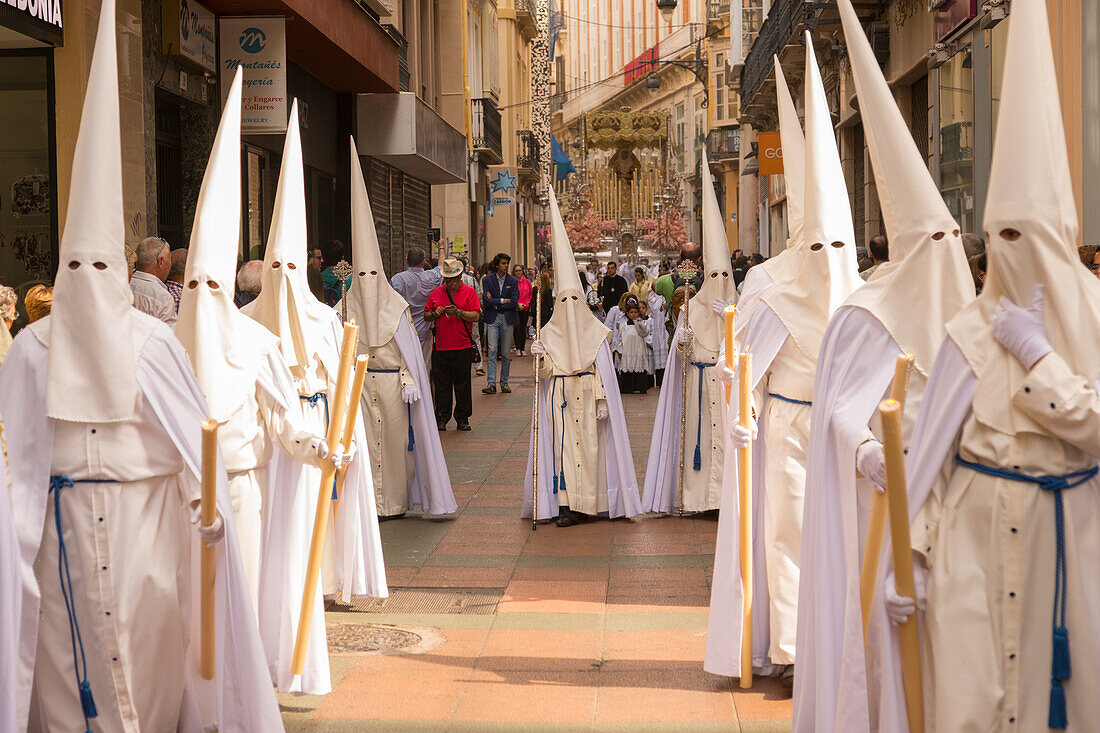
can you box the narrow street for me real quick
[280,356,793,731]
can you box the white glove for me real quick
[596,401,609,421]
[190,505,225,544]
[316,439,330,461]
[884,563,928,625]
[402,384,421,403]
[711,298,731,315]
[729,419,757,449]
[330,440,357,469]
[856,440,888,495]
[991,284,1052,369]
[715,358,736,387]
[529,339,546,355]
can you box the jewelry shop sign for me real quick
[219,16,287,133]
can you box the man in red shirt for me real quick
[426,258,482,430]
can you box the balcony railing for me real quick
[707,0,730,25]
[471,98,503,164]
[707,127,740,161]
[516,130,540,171]
[516,0,538,39]
[740,0,808,113]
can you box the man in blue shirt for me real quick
[481,252,519,394]
[391,246,444,368]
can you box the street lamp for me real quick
[656,0,677,23]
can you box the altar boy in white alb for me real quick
[242,105,387,694]
[792,2,974,729]
[523,189,641,526]
[0,2,282,729]
[705,38,862,683]
[900,1,1100,729]
[174,68,341,613]
[642,150,737,515]
[346,138,457,520]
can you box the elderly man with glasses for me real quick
[129,235,177,325]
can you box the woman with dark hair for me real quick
[514,264,532,356]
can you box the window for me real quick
[938,46,975,233]
[716,74,726,120]
[677,102,685,120]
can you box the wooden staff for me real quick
[531,266,544,531]
[880,397,924,733]
[723,306,736,404]
[291,321,360,676]
[331,355,369,523]
[737,350,753,689]
[860,354,914,639]
[200,419,218,681]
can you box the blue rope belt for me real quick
[549,371,593,494]
[767,392,812,407]
[955,455,1098,730]
[691,362,717,471]
[366,368,415,451]
[50,475,119,732]
[300,392,339,500]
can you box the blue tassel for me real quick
[1053,626,1071,680]
[79,680,97,719]
[331,478,338,501]
[553,474,560,495]
[693,444,702,471]
[1049,679,1068,729]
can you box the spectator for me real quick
[1078,244,1099,270]
[321,239,351,306]
[125,245,137,281]
[968,252,987,294]
[392,245,444,369]
[307,246,325,301]
[426,259,481,431]
[0,285,15,365]
[585,260,599,286]
[628,265,652,301]
[532,264,555,327]
[1090,247,1100,280]
[130,236,177,325]
[732,255,751,288]
[961,232,986,259]
[481,252,519,394]
[514,264,532,356]
[24,284,52,323]
[458,257,484,372]
[165,248,188,313]
[613,298,653,394]
[750,253,765,266]
[861,234,889,280]
[598,259,629,314]
[235,260,263,307]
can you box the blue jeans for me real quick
[485,313,513,386]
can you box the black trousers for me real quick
[432,348,474,422]
[514,310,530,351]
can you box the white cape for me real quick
[523,342,642,520]
[0,318,283,733]
[702,304,788,677]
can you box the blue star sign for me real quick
[491,170,518,195]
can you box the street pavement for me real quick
[281,355,794,732]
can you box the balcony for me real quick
[355,92,467,184]
[707,127,740,162]
[516,130,540,174]
[472,98,504,165]
[707,0,730,28]
[516,0,538,39]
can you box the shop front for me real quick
[0,3,63,302]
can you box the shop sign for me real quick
[934,0,977,43]
[0,0,64,47]
[757,132,783,175]
[489,168,518,208]
[162,0,215,72]
[219,16,287,133]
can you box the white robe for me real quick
[523,343,642,520]
[792,306,920,733]
[0,411,21,733]
[905,339,1100,732]
[257,308,388,695]
[0,313,283,733]
[646,290,670,376]
[641,314,725,514]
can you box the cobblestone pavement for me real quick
[281,355,794,732]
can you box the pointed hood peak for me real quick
[689,149,737,353]
[773,56,805,249]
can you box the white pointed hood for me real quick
[761,33,861,359]
[541,188,610,374]
[242,100,331,369]
[46,0,137,422]
[345,136,410,349]
[945,0,1100,435]
[838,0,973,376]
[757,56,807,286]
[688,150,738,353]
[174,68,277,422]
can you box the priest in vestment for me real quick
[0,3,282,729]
[704,39,862,684]
[174,69,342,614]
[642,150,737,515]
[242,105,387,695]
[792,3,974,729]
[899,1,1100,728]
[345,138,457,520]
[523,188,641,526]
